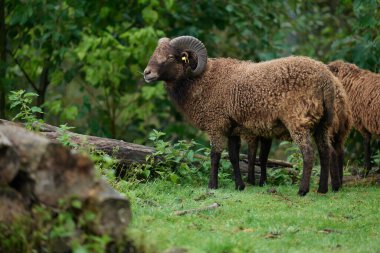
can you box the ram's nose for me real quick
[144,68,151,76]
[143,67,158,83]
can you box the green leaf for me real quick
[143,169,151,179]
[164,0,174,9]
[169,173,179,184]
[10,101,21,109]
[142,7,158,24]
[24,92,39,98]
[73,246,88,253]
[31,106,43,113]
[71,199,82,209]
[61,106,78,121]
[12,112,24,121]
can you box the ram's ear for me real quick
[181,51,198,70]
[169,36,207,76]
[180,52,190,64]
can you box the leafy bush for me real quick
[267,168,297,186]
[372,150,380,173]
[264,141,304,185]
[126,130,232,186]
[0,199,137,253]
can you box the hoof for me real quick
[331,181,341,192]
[298,189,309,196]
[247,180,255,186]
[247,176,255,185]
[208,182,218,189]
[332,185,340,192]
[235,183,245,191]
[317,187,328,194]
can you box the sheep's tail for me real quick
[321,73,336,128]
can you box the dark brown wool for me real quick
[241,75,352,186]
[166,56,336,148]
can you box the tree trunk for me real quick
[0,0,6,119]
[36,65,49,119]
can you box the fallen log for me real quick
[0,119,154,168]
[0,119,293,169]
[343,174,380,186]
[0,131,19,184]
[0,187,30,225]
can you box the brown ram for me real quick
[144,36,339,195]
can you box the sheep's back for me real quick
[341,70,380,136]
[207,56,332,136]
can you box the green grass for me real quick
[120,181,380,253]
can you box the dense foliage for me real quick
[1,0,380,164]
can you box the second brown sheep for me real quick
[328,60,380,173]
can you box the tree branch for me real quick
[173,203,220,216]
[7,49,39,92]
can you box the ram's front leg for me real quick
[208,150,221,189]
[259,137,272,187]
[247,138,258,185]
[208,135,225,189]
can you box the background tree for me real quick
[2,0,380,164]
[0,0,6,118]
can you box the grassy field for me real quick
[121,181,380,253]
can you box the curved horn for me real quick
[170,36,208,77]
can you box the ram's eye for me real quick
[167,55,175,60]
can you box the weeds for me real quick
[8,90,43,130]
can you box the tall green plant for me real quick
[8,90,42,130]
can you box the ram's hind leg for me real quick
[314,127,337,193]
[228,136,245,190]
[363,130,372,176]
[290,129,313,196]
[332,135,344,187]
[378,138,380,172]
